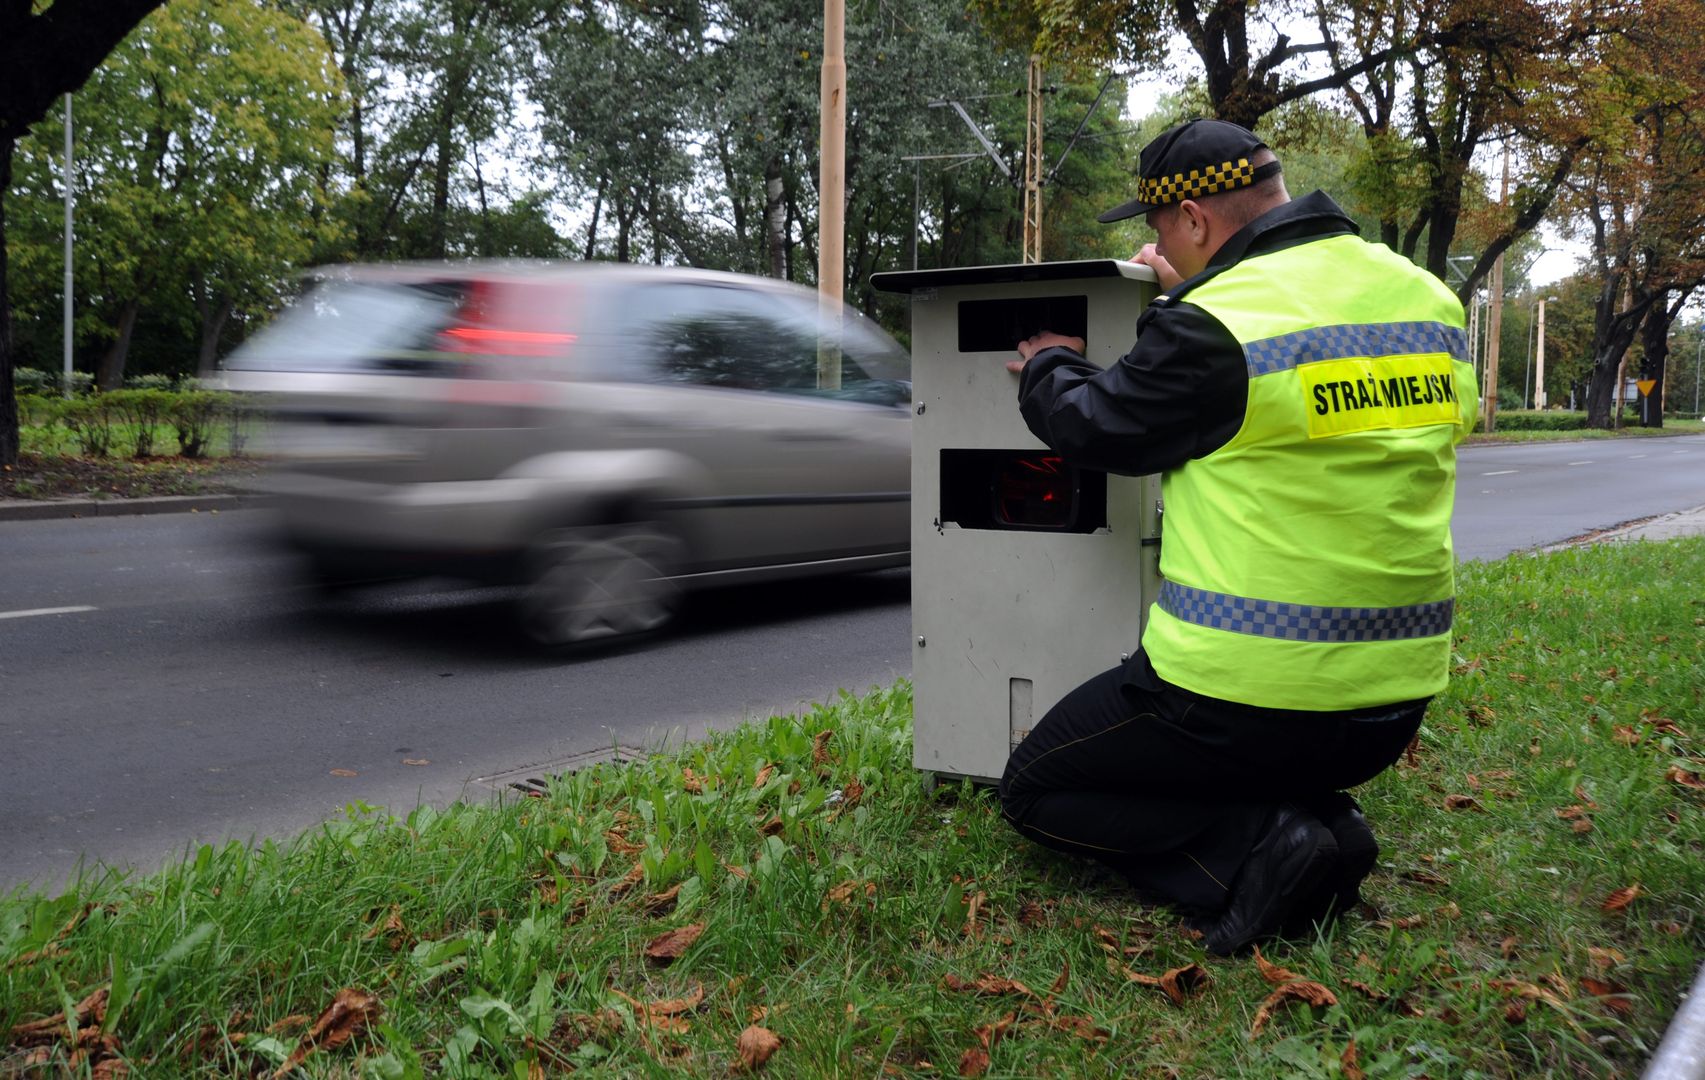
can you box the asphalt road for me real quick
[3,434,1703,895]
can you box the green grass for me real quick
[3,541,1702,1078]
[1467,417,1705,444]
[18,417,257,460]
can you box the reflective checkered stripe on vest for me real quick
[1141,233,1479,710]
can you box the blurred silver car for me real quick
[223,263,911,646]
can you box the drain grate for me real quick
[476,745,647,797]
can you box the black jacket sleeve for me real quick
[1014,301,1249,476]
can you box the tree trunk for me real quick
[0,133,18,466]
[97,301,141,391]
[1637,302,1668,428]
[196,293,234,375]
[584,176,605,260]
[764,155,786,279]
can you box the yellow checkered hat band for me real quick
[1139,157,1256,205]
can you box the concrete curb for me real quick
[0,492,271,523]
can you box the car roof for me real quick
[303,260,812,298]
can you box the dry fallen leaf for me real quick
[841,779,865,809]
[1572,818,1595,835]
[1252,946,1300,986]
[1404,868,1449,886]
[962,891,986,938]
[822,881,875,912]
[1250,981,1337,1037]
[1600,884,1643,912]
[644,884,682,916]
[1579,978,1634,1017]
[758,816,784,837]
[1612,726,1641,747]
[974,1010,1017,1050]
[942,974,1035,999]
[1499,936,1519,959]
[1157,964,1211,1006]
[1050,961,1070,997]
[1443,794,1484,812]
[401,759,430,766]
[644,923,705,963]
[753,763,775,789]
[1345,980,1388,1003]
[1665,766,1705,790]
[737,1025,781,1072]
[272,988,381,1078]
[958,1048,990,1077]
[1587,947,1626,970]
[9,988,109,1045]
[681,768,704,795]
[811,730,835,766]
[1555,804,1589,820]
[1341,1039,1366,1080]
[1018,900,1047,929]
[329,769,358,777]
[265,1015,311,1035]
[608,861,645,898]
[613,984,705,1026]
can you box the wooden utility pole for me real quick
[1482,147,1510,433]
[816,0,845,389]
[1534,298,1549,409]
[1021,54,1043,264]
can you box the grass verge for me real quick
[3,540,1702,1078]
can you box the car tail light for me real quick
[434,280,577,359]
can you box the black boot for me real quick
[1201,805,1340,957]
[1281,795,1379,937]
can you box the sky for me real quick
[1120,34,1585,289]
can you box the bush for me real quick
[168,391,228,458]
[125,373,177,391]
[104,388,174,457]
[1488,409,1588,431]
[58,396,117,457]
[12,367,51,395]
[16,394,59,428]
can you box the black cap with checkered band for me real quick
[1096,118,1283,224]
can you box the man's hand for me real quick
[1133,243,1183,292]
[1007,331,1086,373]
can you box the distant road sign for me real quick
[1637,379,1657,397]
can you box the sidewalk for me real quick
[0,491,266,522]
[1542,504,1705,550]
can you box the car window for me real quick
[226,281,465,372]
[637,283,909,404]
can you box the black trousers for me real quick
[998,655,1426,911]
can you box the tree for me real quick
[9,0,344,386]
[1559,0,1705,428]
[1,0,167,464]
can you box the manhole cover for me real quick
[475,745,646,797]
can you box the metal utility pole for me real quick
[816,0,845,390]
[1482,147,1510,433]
[62,93,74,398]
[1021,54,1043,264]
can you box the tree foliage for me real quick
[1,0,168,464]
[8,0,343,387]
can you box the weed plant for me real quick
[2,540,1701,1077]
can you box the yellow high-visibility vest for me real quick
[1141,234,1478,710]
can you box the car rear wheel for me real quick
[518,523,683,647]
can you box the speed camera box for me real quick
[871,260,1163,784]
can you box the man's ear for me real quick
[1178,199,1209,248]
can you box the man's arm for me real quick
[1013,303,1247,476]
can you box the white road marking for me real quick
[0,605,97,621]
[1629,454,1648,459]
[1568,460,1594,466]
[1674,450,1690,454]
[1482,469,1518,476]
